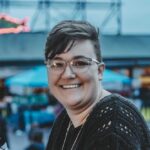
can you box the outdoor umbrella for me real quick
[6,66,131,92]
[6,66,48,87]
[102,69,131,91]
[103,69,130,83]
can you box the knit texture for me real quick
[46,94,150,150]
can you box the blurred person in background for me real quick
[44,20,150,150]
[0,115,9,150]
[24,127,44,150]
[0,94,9,150]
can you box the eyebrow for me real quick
[53,55,87,60]
[73,55,88,59]
[53,56,63,60]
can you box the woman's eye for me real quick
[73,60,90,67]
[51,62,64,69]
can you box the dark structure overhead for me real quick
[0,32,150,68]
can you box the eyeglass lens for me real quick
[47,57,99,74]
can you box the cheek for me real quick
[48,71,59,84]
[48,74,57,93]
[83,68,99,81]
[85,70,100,89]
[82,71,99,89]
[82,77,99,103]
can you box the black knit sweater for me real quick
[46,94,150,150]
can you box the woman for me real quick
[44,20,150,150]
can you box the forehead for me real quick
[55,40,97,59]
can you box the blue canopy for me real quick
[6,66,130,88]
[6,66,48,87]
[103,69,130,84]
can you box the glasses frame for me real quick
[45,56,103,74]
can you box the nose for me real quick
[61,65,76,79]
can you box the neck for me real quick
[66,89,111,128]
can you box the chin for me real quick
[62,98,82,108]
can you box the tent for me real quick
[6,66,131,93]
[103,69,130,84]
[6,66,48,87]
[6,66,130,87]
[102,69,131,91]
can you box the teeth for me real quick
[61,84,80,89]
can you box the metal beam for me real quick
[0,0,122,34]
[0,0,119,7]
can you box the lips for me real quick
[60,84,81,89]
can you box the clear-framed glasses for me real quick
[45,56,103,74]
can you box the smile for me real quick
[60,84,81,89]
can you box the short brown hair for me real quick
[45,20,102,62]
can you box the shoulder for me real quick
[97,93,136,108]
[93,93,144,119]
[93,93,149,130]
[85,94,150,149]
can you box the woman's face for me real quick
[47,40,104,110]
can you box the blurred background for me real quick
[0,0,150,149]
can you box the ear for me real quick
[98,63,105,80]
